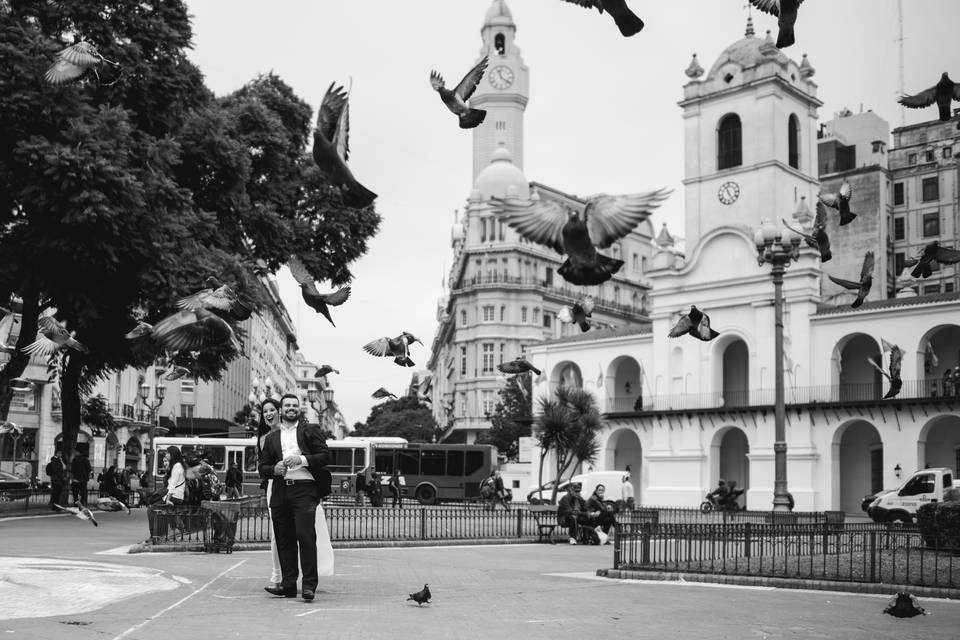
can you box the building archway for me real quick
[833,334,882,401]
[916,324,960,397]
[603,428,642,501]
[918,413,960,473]
[709,426,750,505]
[550,361,582,395]
[832,419,882,514]
[606,355,642,413]
[721,339,749,407]
[124,437,142,471]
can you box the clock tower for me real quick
[471,0,529,182]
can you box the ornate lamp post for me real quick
[754,219,801,512]
[139,382,167,430]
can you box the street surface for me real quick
[1,510,958,639]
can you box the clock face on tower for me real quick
[489,65,514,90]
[718,181,740,205]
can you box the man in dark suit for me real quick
[258,393,331,602]
[45,452,66,510]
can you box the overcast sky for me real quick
[183,0,959,426]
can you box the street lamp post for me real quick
[754,219,801,512]
[139,382,167,429]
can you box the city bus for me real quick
[151,436,260,494]
[372,442,498,505]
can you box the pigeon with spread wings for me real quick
[908,241,960,279]
[818,181,856,226]
[827,251,874,308]
[782,202,831,262]
[177,280,252,322]
[288,256,351,327]
[748,0,803,49]
[497,356,541,376]
[152,308,239,353]
[22,316,88,358]
[314,364,339,379]
[490,189,670,286]
[54,503,98,527]
[867,339,903,399]
[45,41,118,85]
[430,56,489,129]
[313,82,377,207]
[363,332,421,368]
[883,591,927,618]
[899,73,960,127]
[558,296,595,332]
[559,0,644,37]
[668,306,720,342]
[372,387,398,400]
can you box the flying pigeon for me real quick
[883,591,927,618]
[45,41,118,85]
[363,332,422,367]
[407,584,431,606]
[908,241,960,279]
[899,73,960,125]
[287,256,351,326]
[490,189,671,285]
[497,356,541,376]
[9,378,36,392]
[748,0,803,49]
[177,281,252,321]
[54,503,98,527]
[0,421,22,436]
[818,181,856,226]
[152,308,239,352]
[313,82,377,207]
[559,0,644,37]
[124,321,154,340]
[781,203,831,262]
[827,251,874,308]
[372,387,398,400]
[558,296,595,332]
[314,364,340,378]
[668,306,720,342]
[867,340,903,399]
[22,316,88,358]
[430,56,489,129]
[162,365,192,381]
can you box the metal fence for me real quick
[614,520,960,589]
[0,487,144,515]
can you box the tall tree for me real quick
[535,386,603,503]
[477,375,532,461]
[354,396,437,443]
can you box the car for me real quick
[0,470,30,501]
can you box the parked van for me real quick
[867,467,959,523]
[526,471,629,506]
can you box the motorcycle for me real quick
[699,488,745,513]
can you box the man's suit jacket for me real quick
[258,423,332,501]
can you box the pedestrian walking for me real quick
[355,470,366,506]
[45,452,66,510]
[620,474,635,511]
[70,451,91,505]
[225,462,244,500]
[388,469,404,508]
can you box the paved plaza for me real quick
[1,510,959,639]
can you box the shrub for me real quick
[917,502,960,550]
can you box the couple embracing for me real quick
[257,394,335,602]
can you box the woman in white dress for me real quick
[257,398,334,588]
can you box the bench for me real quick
[529,504,559,544]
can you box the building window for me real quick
[500,305,505,322]
[532,308,540,324]
[499,343,505,364]
[944,147,953,159]
[481,343,494,374]
[894,217,904,240]
[613,286,620,304]
[922,177,939,201]
[923,284,941,295]
[481,390,496,416]
[787,113,799,169]
[946,282,955,293]
[482,305,495,322]
[925,149,935,162]
[895,252,905,274]
[460,346,467,376]
[893,182,904,205]
[460,309,467,326]
[458,392,467,417]
[495,33,505,56]
[642,256,648,272]
[717,114,742,170]
[544,268,553,286]
[521,307,527,323]
[908,153,917,165]
[180,405,194,418]
[479,218,486,243]
[632,253,639,271]
[543,313,551,328]
[923,213,940,237]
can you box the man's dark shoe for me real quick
[301,589,315,602]
[264,586,297,598]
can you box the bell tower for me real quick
[471,0,529,181]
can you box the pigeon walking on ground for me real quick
[668,306,720,342]
[883,591,927,618]
[867,339,903,399]
[54,503,98,527]
[288,256,351,326]
[363,332,422,367]
[818,181,856,226]
[559,0,644,37]
[372,387,398,400]
[490,189,670,286]
[22,316,88,358]
[782,202,831,262]
[497,356,541,376]
[827,251,874,308]
[748,0,803,49]
[407,584,431,606]
[899,72,960,127]
[558,296,595,332]
[313,82,377,207]
[907,241,960,279]
[430,56,489,129]
[45,41,119,85]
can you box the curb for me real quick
[596,568,960,599]
[128,537,541,554]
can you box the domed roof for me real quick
[484,0,514,27]
[473,146,529,200]
[706,20,790,80]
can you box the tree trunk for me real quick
[0,293,41,421]
[59,351,84,469]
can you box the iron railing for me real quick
[613,520,960,589]
[606,379,960,413]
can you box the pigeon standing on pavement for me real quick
[818,181,856,226]
[490,189,671,286]
[668,306,720,342]
[883,591,927,618]
[827,252,874,308]
[899,73,960,126]
[748,0,803,49]
[45,41,119,85]
[867,340,903,400]
[430,56,489,129]
[497,356,541,376]
[372,387,398,400]
[288,256,351,327]
[22,316,88,358]
[782,202,831,262]
[363,332,422,367]
[54,503,99,527]
[407,584,431,606]
[907,241,960,279]
[313,82,377,207]
[559,0,645,37]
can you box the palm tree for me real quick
[535,385,604,503]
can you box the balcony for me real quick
[605,379,958,414]
[452,274,642,316]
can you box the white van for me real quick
[526,471,629,505]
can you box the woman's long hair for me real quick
[256,398,282,457]
[165,445,183,480]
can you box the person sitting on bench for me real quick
[586,484,617,543]
[558,482,590,545]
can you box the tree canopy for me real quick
[477,375,532,461]
[353,396,437,443]
[535,386,603,503]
